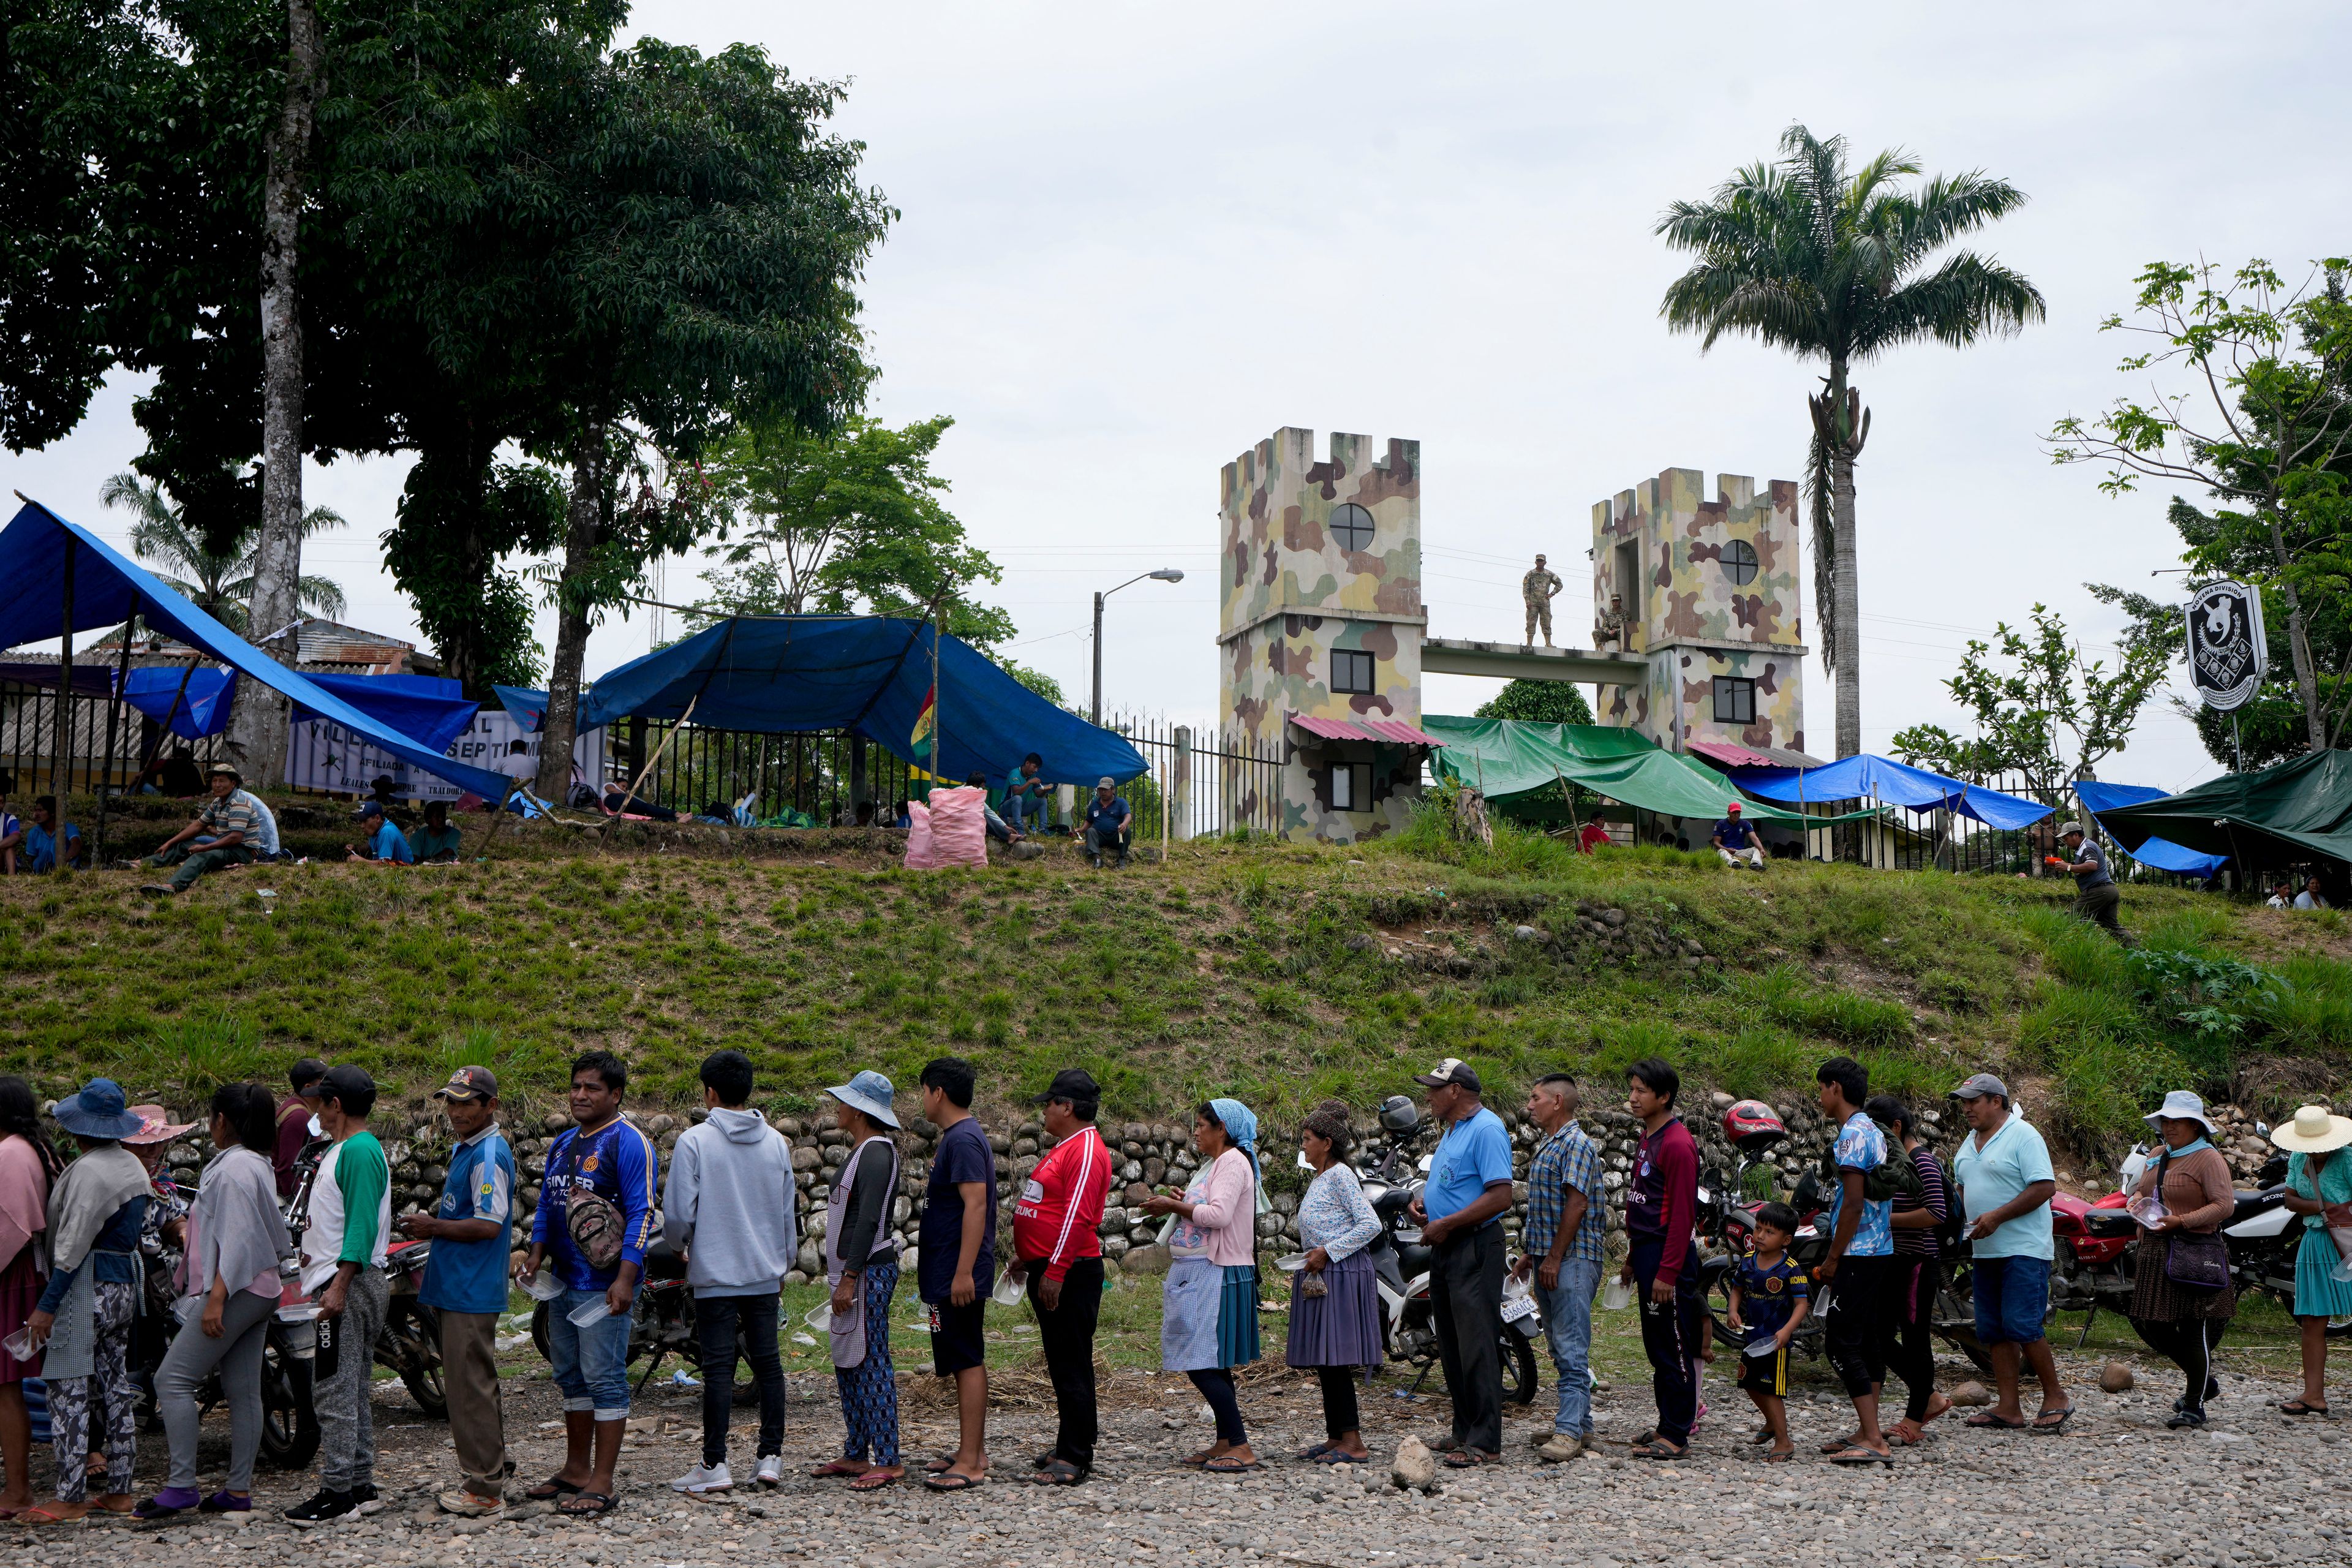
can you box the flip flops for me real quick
[1033,1460,1086,1487]
[2029,1404,2075,1434]
[524,1476,584,1500]
[809,1460,867,1479]
[922,1472,984,1493]
[1629,1440,1687,1461]
[1826,1445,1894,1468]
[2280,1397,2331,1417]
[1201,1458,1264,1475]
[848,1469,901,1492]
[1964,1411,2026,1430]
[556,1491,617,1518]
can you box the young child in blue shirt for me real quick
[1727,1201,1812,1461]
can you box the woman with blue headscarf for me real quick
[1144,1099,1262,1472]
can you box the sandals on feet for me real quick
[1629,1440,1686,1461]
[809,1460,867,1479]
[922,1471,984,1493]
[1827,1445,1894,1468]
[1033,1460,1086,1487]
[848,1469,900,1492]
[1964,1411,2026,1430]
[526,1476,584,1500]
[2029,1405,2075,1434]
[1440,1449,1497,1469]
[1202,1457,1264,1475]
[2280,1397,2332,1417]
[556,1491,617,1518]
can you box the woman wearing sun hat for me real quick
[2272,1104,2352,1416]
[810,1071,906,1491]
[2125,1090,2239,1430]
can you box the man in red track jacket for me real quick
[1008,1069,1114,1483]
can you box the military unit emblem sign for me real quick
[2185,580,2267,710]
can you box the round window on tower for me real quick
[1329,503,1375,553]
[1720,538,1758,586]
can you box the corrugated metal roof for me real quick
[1286,712,1438,746]
[1688,738,1777,769]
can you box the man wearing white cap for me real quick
[1948,1073,2073,1433]
[1082,778,1133,869]
[2272,1104,2352,1417]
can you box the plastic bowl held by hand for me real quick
[991,1274,1025,1308]
[566,1295,616,1328]
[521,1270,565,1303]
[804,1303,833,1333]
[1744,1336,1781,1359]
[1274,1253,1309,1273]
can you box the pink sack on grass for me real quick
[924,785,988,869]
[903,801,936,868]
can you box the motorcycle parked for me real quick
[1696,1101,1832,1362]
[527,1237,757,1398]
[1356,1096,1540,1406]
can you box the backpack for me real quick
[1818,1127,1926,1207]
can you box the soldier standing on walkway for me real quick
[1523,555,1563,647]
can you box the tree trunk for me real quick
[228,0,323,785]
[535,427,606,802]
[1831,442,1861,760]
[2261,505,2328,752]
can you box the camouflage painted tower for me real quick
[1218,428,1433,843]
[1591,468,1807,754]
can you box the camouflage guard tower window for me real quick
[1330,503,1375,552]
[1713,676,1757,725]
[1719,538,1758,585]
[1331,648,1374,694]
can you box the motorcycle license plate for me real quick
[1499,1295,1538,1325]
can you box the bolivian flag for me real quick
[910,684,937,764]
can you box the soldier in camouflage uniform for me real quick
[1594,593,1626,652]
[1523,555,1562,647]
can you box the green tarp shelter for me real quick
[1422,717,1871,826]
[2094,749,2352,866]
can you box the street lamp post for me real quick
[1092,568,1185,725]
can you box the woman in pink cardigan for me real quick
[1144,1100,1262,1473]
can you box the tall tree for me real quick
[225,0,327,777]
[1657,124,2044,758]
[2050,259,2352,753]
[503,40,891,800]
[103,471,345,630]
[1889,603,2169,803]
[1474,679,1595,726]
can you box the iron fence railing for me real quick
[1107,713,1284,842]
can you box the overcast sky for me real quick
[12,1,2350,790]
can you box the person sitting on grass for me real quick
[407,800,464,863]
[1727,1200,1811,1463]
[138,764,260,895]
[345,801,415,864]
[1082,777,1133,868]
[1004,753,1049,834]
[1576,809,1612,854]
[1712,802,1765,870]
[20,797,82,873]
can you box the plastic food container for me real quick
[804,1302,832,1333]
[991,1274,1025,1308]
[1600,1276,1634,1311]
[521,1270,565,1302]
[567,1294,616,1327]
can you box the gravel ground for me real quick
[7,1343,2348,1567]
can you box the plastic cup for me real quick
[566,1295,615,1328]
[1,1326,36,1360]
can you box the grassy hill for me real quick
[4,801,2349,1162]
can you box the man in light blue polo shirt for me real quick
[1949,1072,2074,1434]
[1406,1057,1514,1466]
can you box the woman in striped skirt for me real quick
[1145,1100,1262,1474]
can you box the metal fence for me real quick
[1109,713,1284,842]
[0,679,221,799]
[609,721,925,826]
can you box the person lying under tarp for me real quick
[137,764,262,895]
[345,801,415,864]
[601,785,677,822]
[964,773,1027,845]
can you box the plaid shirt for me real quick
[1523,1119,1605,1265]
[198,790,262,843]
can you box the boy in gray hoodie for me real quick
[662,1050,798,1494]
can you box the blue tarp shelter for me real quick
[1733,752,2056,831]
[0,498,514,798]
[123,668,481,753]
[491,684,592,736]
[2073,780,2230,877]
[570,616,1147,788]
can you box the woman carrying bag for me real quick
[2126,1091,2237,1430]
[135,1084,293,1520]
[810,1072,905,1493]
[1144,1099,1263,1474]
[2271,1105,2352,1417]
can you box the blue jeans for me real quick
[1539,1259,1601,1436]
[1972,1254,2051,1346]
[1005,791,1047,832]
[548,1286,634,1420]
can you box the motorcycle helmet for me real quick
[1378,1094,1420,1134]
[1722,1098,1787,1155]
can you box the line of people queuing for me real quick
[0,1047,2338,1528]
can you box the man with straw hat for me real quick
[2272,1104,2352,1416]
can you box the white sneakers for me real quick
[753,1454,784,1488]
[669,1463,733,1495]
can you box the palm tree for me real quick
[101,472,349,634]
[1657,125,2044,758]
